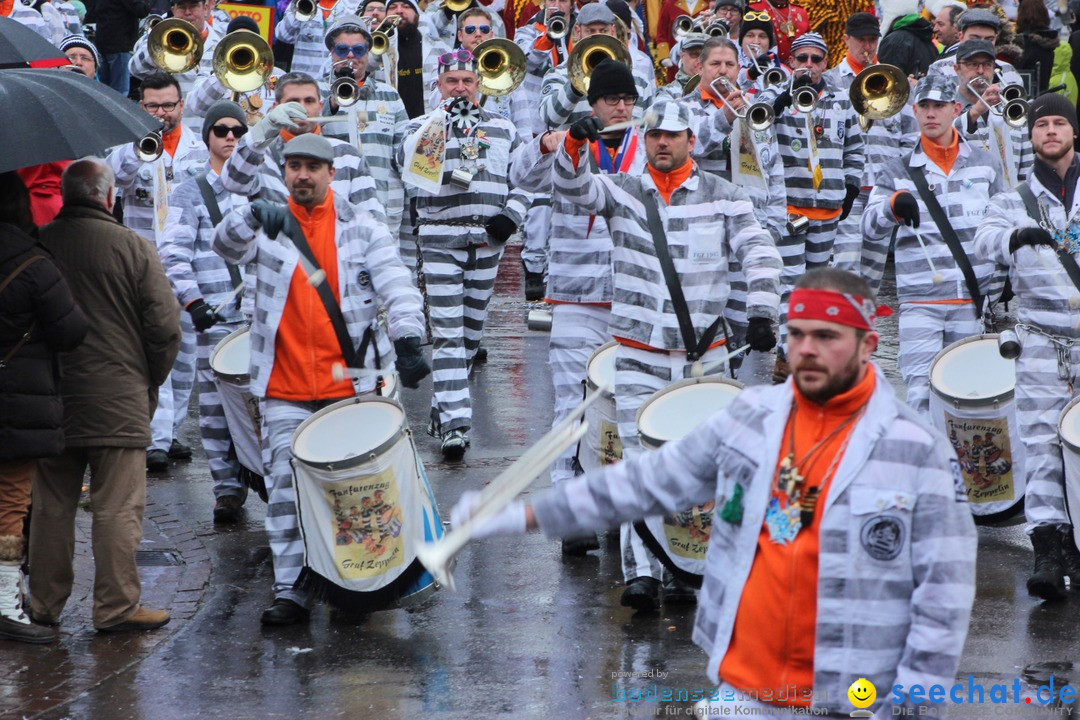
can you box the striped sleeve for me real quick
[360,217,426,340]
[509,135,554,193]
[105,143,142,191]
[158,182,203,306]
[552,141,615,217]
[727,187,782,323]
[539,69,584,130]
[219,132,265,197]
[213,205,261,267]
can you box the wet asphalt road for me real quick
[7,247,1080,720]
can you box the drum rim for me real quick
[636,376,744,451]
[929,333,1015,407]
[291,396,408,470]
[209,325,251,385]
[1059,395,1080,454]
[584,340,620,394]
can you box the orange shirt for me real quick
[161,125,182,158]
[921,128,959,176]
[265,190,355,401]
[647,158,692,204]
[0,0,13,17]
[319,0,336,20]
[719,368,876,706]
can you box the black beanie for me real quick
[587,59,637,104]
[739,15,774,49]
[227,15,260,34]
[202,100,248,144]
[1028,92,1080,138]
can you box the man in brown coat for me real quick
[30,158,181,633]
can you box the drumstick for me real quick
[331,362,395,383]
[415,387,610,591]
[910,227,945,285]
[691,343,752,378]
[212,284,243,316]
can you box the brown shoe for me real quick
[96,606,170,634]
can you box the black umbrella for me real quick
[0,17,69,69]
[0,68,160,174]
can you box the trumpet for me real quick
[546,11,568,41]
[672,14,694,41]
[748,43,784,87]
[148,18,203,74]
[136,131,163,162]
[331,76,361,107]
[703,20,729,37]
[294,0,317,22]
[789,68,818,114]
[213,29,274,94]
[711,76,774,130]
[371,30,392,55]
[967,77,1029,128]
[850,63,909,131]
[474,38,527,97]
[567,33,632,96]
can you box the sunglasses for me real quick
[463,24,492,34]
[210,124,248,138]
[333,43,369,58]
[793,53,825,64]
[439,48,474,66]
[743,11,770,21]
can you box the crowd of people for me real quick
[2,0,1080,715]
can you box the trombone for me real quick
[148,17,203,74]
[567,34,632,96]
[213,29,274,94]
[849,63,909,132]
[368,15,400,55]
[711,76,774,130]
[789,68,818,114]
[474,38,527,97]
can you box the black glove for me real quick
[791,73,813,89]
[839,184,861,221]
[568,115,604,142]
[394,336,430,389]
[772,91,792,115]
[891,191,920,228]
[746,317,777,353]
[1009,227,1056,253]
[187,298,223,332]
[746,55,771,80]
[249,200,291,239]
[485,213,517,245]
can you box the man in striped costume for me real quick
[275,0,356,77]
[552,100,781,609]
[106,71,208,472]
[863,74,1006,415]
[158,100,253,525]
[760,32,864,338]
[976,94,1080,601]
[509,59,645,555]
[2,0,51,41]
[213,134,428,626]
[395,50,529,459]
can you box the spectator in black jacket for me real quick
[89,0,151,95]
[0,172,88,645]
[878,13,938,78]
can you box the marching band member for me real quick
[713,0,743,43]
[735,10,786,91]
[372,0,449,118]
[952,39,1034,188]
[747,0,807,63]
[607,0,656,98]
[158,100,252,524]
[213,133,428,626]
[275,0,353,77]
[514,0,573,136]
[863,74,1006,415]
[927,8,1026,85]
[424,0,507,48]
[550,100,781,609]
[653,0,711,82]
[825,12,919,279]
[656,31,706,100]
[509,59,646,555]
[453,268,977,720]
[106,70,208,471]
[975,94,1080,601]
[396,50,528,459]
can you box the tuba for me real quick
[474,38,527,97]
[213,29,274,94]
[148,18,203,74]
[849,63,909,131]
[567,34,632,96]
[294,0,317,22]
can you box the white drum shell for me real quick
[1058,396,1080,551]
[580,342,620,473]
[209,326,264,475]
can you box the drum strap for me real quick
[641,192,726,361]
[1016,183,1080,296]
[197,174,243,306]
[906,165,984,319]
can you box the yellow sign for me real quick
[217,2,275,45]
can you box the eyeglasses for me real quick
[333,43,369,58]
[462,24,492,34]
[600,94,637,106]
[66,51,96,63]
[210,124,248,138]
[959,59,994,70]
[743,11,770,21]
[793,53,825,64]
[439,48,474,66]
[142,101,180,112]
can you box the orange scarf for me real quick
[647,158,693,204]
[845,51,874,75]
[921,128,959,175]
[161,125,182,158]
[280,125,323,142]
[699,80,725,109]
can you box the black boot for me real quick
[620,576,661,611]
[523,263,545,302]
[1028,525,1067,601]
[1059,526,1080,586]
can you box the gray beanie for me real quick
[202,100,248,144]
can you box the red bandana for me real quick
[788,288,892,330]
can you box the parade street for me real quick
[4,246,1077,720]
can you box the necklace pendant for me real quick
[766,496,801,544]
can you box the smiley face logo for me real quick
[848,678,876,709]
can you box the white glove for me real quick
[449,490,527,539]
[249,101,309,148]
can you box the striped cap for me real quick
[645,100,692,133]
[790,32,827,55]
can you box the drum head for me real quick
[930,335,1015,407]
[292,397,406,469]
[637,378,743,450]
[1060,396,1080,454]
[586,341,618,394]
[210,326,250,383]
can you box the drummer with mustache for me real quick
[213,134,429,626]
[452,268,977,718]
[975,94,1080,602]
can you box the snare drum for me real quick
[291,396,441,610]
[635,377,744,580]
[210,326,264,476]
[929,334,1026,525]
[579,341,620,474]
[1059,397,1080,552]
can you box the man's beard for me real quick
[1036,139,1072,163]
[793,353,861,405]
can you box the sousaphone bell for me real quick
[148,17,204,74]
[850,63,909,131]
[213,29,274,93]
[567,34,632,97]
[474,38,526,97]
